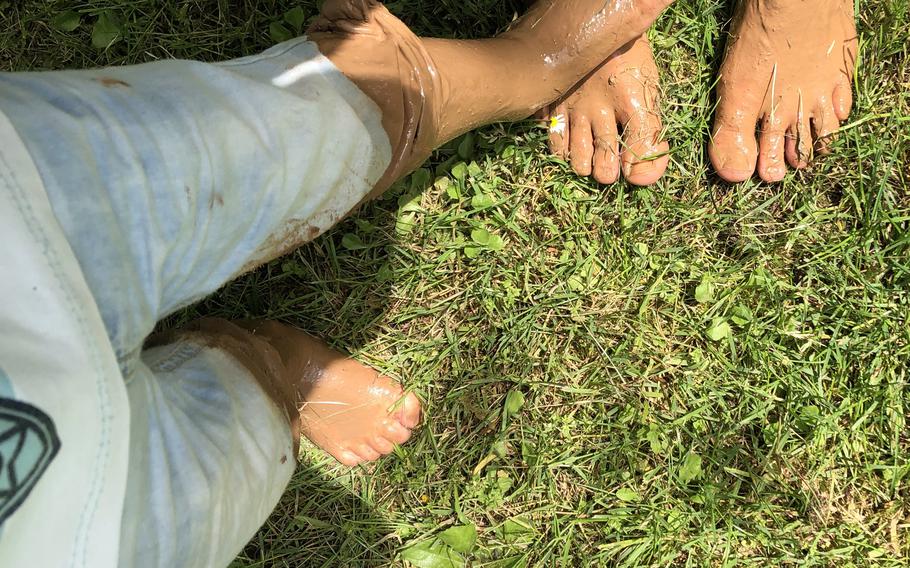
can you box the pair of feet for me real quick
[287,0,680,468]
[287,0,855,466]
[544,0,858,184]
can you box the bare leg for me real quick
[307,0,675,192]
[161,0,673,467]
[709,0,857,182]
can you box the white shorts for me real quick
[0,38,390,567]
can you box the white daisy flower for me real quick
[548,114,566,136]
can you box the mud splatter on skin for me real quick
[307,0,673,194]
[93,77,131,88]
[709,0,857,183]
[233,0,673,279]
[542,34,669,186]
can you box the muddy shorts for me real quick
[0,38,390,567]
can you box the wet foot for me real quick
[242,321,422,467]
[544,35,669,185]
[709,0,857,183]
[308,0,674,191]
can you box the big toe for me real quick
[619,113,668,186]
[622,139,669,186]
[709,119,759,182]
[394,391,422,429]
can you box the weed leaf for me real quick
[92,12,121,49]
[678,452,703,484]
[439,524,477,554]
[401,540,463,568]
[52,10,81,32]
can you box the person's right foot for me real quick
[709,0,857,183]
[241,321,422,467]
[543,35,669,186]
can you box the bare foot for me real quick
[307,0,674,191]
[544,35,669,186]
[709,0,857,183]
[243,321,421,467]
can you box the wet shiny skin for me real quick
[308,0,674,195]
[709,0,857,182]
[544,35,669,186]
[293,350,421,467]
[243,320,421,467]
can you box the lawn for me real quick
[2,0,909,566]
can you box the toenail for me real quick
[762,166,786,181]
[629,160,655,173]
[719,158,754,179]
[340,451,361,466]
[717,167,754,182]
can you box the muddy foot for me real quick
[544,35,669,185]
[709,0,857,183]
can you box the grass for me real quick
[2,0,909,566]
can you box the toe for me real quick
[785,116,813,169]
[547,103,570,159]
[394,391,422,429]
[832,80,854,121]
[337,449,362,467]
[709,110,759,183]
[369,435,396,455]
[591,108,620,184]
[384,421,412,445]
[568,110,594,177]
[619,112,669,186]
[354,443,381,462]
[813,102,841,155]
[756,113,788,183]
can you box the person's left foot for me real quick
[543,35,669,185]
[308,0,675,191]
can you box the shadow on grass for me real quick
[231,460,400,568]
